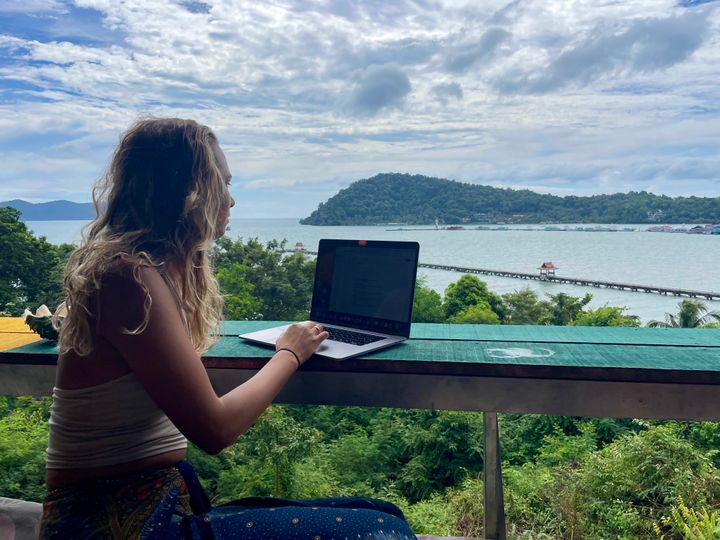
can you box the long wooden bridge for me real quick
[419,263,720,300]
[286,250,720,301]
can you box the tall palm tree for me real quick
[647,299,720,328]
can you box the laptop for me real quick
[239,239,420,360]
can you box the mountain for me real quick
[0,199,95,221]
[300,173,720,225]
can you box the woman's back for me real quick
[46,265,190,490]
[40,118,417,540]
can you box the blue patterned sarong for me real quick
[42,461,418,540]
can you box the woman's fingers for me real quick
[315,329,329,343]
[310,323,328,340]
[276,322,328,362]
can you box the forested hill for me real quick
[300,173,720,225]
[0,199,94,220]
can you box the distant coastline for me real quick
[386,223,720,235]
[0,199,94,221]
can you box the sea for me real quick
[24,218,720,324]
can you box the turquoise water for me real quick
[25,218,720,323]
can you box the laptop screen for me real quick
[310,239,419,337]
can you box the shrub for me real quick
[578,424,720,538]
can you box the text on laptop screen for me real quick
[329,247,415,322]
[311,240,419,335]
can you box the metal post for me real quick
[483,412,506,540]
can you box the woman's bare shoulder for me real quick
[96,260,170,332]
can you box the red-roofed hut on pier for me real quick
[538,261,557,277]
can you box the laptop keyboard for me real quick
[326,327,385,346]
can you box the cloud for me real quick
[678,0,719,6]
[178,1,212,14]
[0,0,67,14]
[443,27,510,73]
[493,11,710,94]
[347,64,411,116]
[431,82,463,105]
[0,0,719,213]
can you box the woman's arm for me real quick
[97,266,326,454]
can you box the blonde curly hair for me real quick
[54,118,226,355]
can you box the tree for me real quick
[215,263,263,320]
[412,277,446,323]
[503,288,552,325]
[573,306,640,327]
[444,274,506,320]
[546,292,592,326]
[0,206,69,315]
[395,411,485,502]
[0,397,51,502]
[448,302,501,324]
[212,237,315,321]
[215,406,322,499]
[648,299,720,328]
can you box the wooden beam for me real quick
[483,412,506,540]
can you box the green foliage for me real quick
[648,300,720,328]
[443,274,505,320]
[394,411,485,502]
[185,442,237,503]
[535,423,598,468]
[215,263,263,320]
[0,397,51,502]
[0,207,69,316]
[503,288,552,325]
[288,450,339,499]
[285,405,378,443]
[448,301,501,324]
[655,496,720,539]
[397,492,459,535]
[501,415,589,465]
[573,305,641,327]
[412,277,445,323]
[445,475,484,537]
[505,463,568,538]
[547,292,593,326]
[578,424,720,538]
[300,172,720,225]
[232,405,322,498]
[213,238,315,321]
[504,425,599,539]
[684,422,720,469]
[326,430,385,494]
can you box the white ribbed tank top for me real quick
[46,372,187,469]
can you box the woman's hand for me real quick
[276,322,329,365]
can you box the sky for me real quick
[0,0,719,218]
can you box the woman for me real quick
[41,118,417,539]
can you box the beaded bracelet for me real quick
[276,347,301,368]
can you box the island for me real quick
[300,173,720,226]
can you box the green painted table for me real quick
[3,321,720,418]
[3,322,720,540]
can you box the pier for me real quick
[419,263,720,300]
[286,250,720,300]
